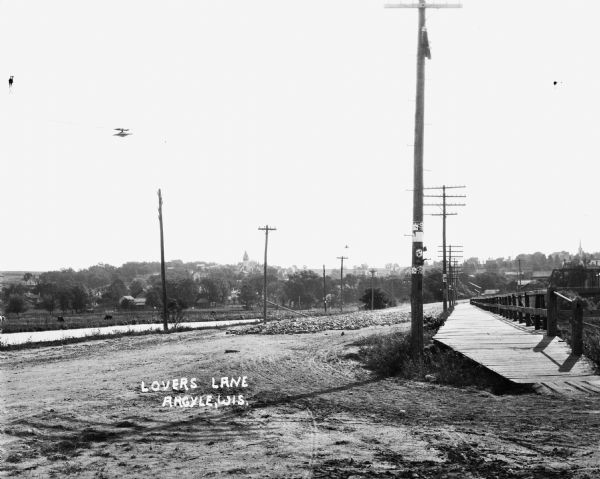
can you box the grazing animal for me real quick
[104,314,113,320]
[57,316,65,322]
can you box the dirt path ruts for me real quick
[2,305,600,478]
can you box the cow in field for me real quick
[57,316,65,322]
[104,314,113,320]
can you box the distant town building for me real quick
[239,251,259,275]
[531,271,552,280]
[133,297,146,308]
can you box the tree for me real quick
[23,272,33,284]
[239,282,257,310]
[213,278,232,303]
[40,294,56,315]
[169,278,198,309]
[423,268,444,303]
[71,285,89,312]
[200,278,221,303]
[35,282,57,298]
[6,295,27,316]
[145,290,162,309]
[129,278,146,298]
[359,288,390,310]
[120,297,135,310]
[103,279,128,304]
[57,288,73,313]
[197,277,231,304]
[78,263,117,289]
[284,270,321,308]
[474,272,508,292]
[2,284,26,303]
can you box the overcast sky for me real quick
[1,0,598,272]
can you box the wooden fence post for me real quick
[533,294,541,330]
[517,294,524,323]
[546,287,557,336]
[524,292,531,326]
[540,293,547,330]
[572,299,583,356]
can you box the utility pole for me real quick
[386,0,462,360]
[448,251,454,307]
[323,264,328,313]
[451,259,462,306]
[425,185,466,313]
[157,189,168,332]
[370,269,377,310]
[337,255,348,312]
[258,225,276,322]
[440,245,463,307]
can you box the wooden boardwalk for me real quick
[433,303,600,394]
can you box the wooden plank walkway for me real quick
[433,303,600,393]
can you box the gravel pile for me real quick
[226,308,430,335]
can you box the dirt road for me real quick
[2,306,600,478]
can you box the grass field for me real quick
[1,304,359,333]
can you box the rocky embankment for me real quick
[227,306,442,335]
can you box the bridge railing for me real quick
[470,288,588,355]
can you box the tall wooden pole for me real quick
[448,246,453,307]
[441,185,448,312]
[425,185,466,312]
[258,225,276,322]
[386,0,462,361]
[323,264,327,313]
[337,256,348,312]
[158,189,168,332]
[370,269,377,310]
[410,4,426,360]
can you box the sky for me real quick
[1,0,599,272]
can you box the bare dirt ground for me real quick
[2,305,600,479]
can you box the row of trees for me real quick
[9,256,563,316]
[4,262,566,318]
[461,251,599,274]
[1,266,419,315]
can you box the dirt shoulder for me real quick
[2,305,600,478]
